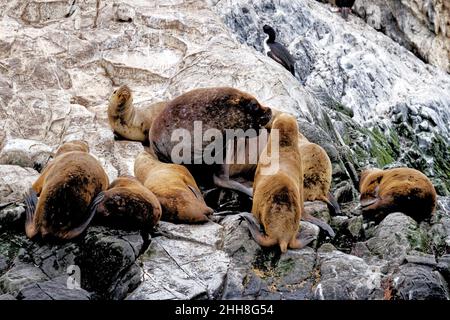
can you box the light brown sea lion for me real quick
[149,87,272,197]
[242,114,333,253]
[24,140,109,240]
[134,151,214,223]
[95,176,162,234]
[359,167,437,222]
[107,85,167,144]
[230,110,340,215]
[298,132,341,215]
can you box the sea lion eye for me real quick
[248,100,259,112]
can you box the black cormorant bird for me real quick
[262,25,295,76]
[336,0,356,20]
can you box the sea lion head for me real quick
[161,185,214,224]
[108,175,137,189]
[271,113,299,146]
[230,89,272,129]
[55,140,89,156]
[359,168,385,222]
[359,168,383,193]
[109,85,132,113]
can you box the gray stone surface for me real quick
[391,264,450,300]
[353,0,450,73]
[365,213,428,262]
[313,244,384,300]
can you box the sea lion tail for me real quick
[61,191,105,240]
[24,188,39,239]
[324,192,341,215]
[240,212,277,247]
[302,211,335,238]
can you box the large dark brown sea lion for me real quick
[107,85,167,144]
[95,176,162,234]
[134,151,214,223]
[24,140,109,240]
[149,87,272,197]
[242,114,333,253]
[359,167,437,222]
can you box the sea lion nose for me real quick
[204,206,214,216]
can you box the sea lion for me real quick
[359,167,437,222]
[107,85,167,144]
[134,150,214,223]
[242,114,333,253]
[149,87,272,197]
[298,132,341,215]
[95,176,162,234]
[230,110,340,215]
[24,140,109,240]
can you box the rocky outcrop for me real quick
[353,0,450,74]
[211,0,450,195]
[0,0,450,300]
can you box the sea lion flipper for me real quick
[241,213,277,247]
[301,212,335,238]
[187,184,203,200]
[213,174,253,198]
[290,230,316,249]
[325,192,341,215]
[24,188,38,239]
[61,191,105,240]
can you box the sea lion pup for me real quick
[107,85,167,144]
[95,176,162,234]
[298,132,341,215]
[134,150,214,223]
[359,167,437,223]
[149,87,272,197]
[243,114,334,253]
[24,140,109,240]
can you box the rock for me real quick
[365,212,429,262]
[437,254,450,282]
[334,181,356,204]
[17,278,91,300]
[433,197,450,253]
[114,3,135,23]
[0,136,53,171]
[0,263,49,297]
[353,0,450,73]
[347,216,364,238]
[0,256,7,274]
[304,202,331,225]
[0,226,143,300]
[313,245,384,299]
[391,264,450,300]
[0,293,16,300]
[0,204,25,232]
[0,165,39,203]
[77,227,144,299]
[404,251,437,267]
[128,222,229,300]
